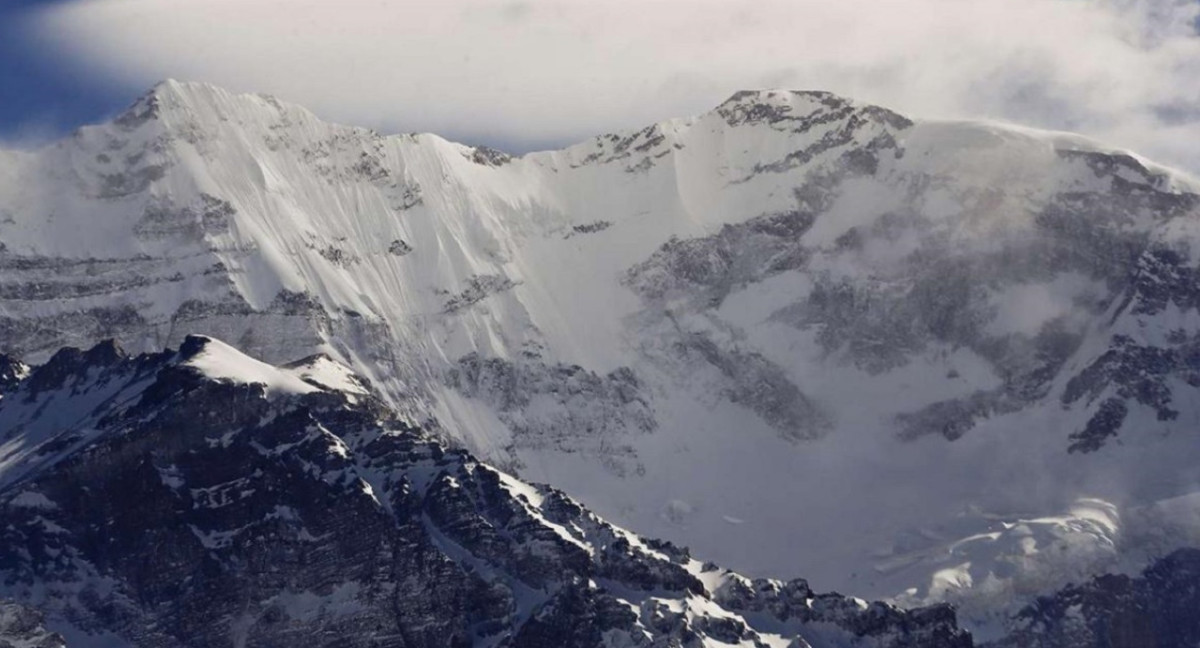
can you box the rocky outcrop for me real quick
[0,602,64,648]
[990,548,1200,648]
[443,275,519,313]
[0,337,972,648]
[625,208,818,307]
[0,355,27,393]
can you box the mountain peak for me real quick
[110,79,301,133]
[177,335,324,397]
[712,88,914,132]
[720,88,849,107]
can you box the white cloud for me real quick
[29,0,1200,171]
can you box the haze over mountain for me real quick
[21,0,1200,174]
[3,81,1200,642]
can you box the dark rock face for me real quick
[1062,330,1200,452]
[442,274,519,313]
[715,90,910,180]
[0,337,972,648]
[563,221,612,239]
[626,207,818,307]
[467,147,512,167]
[673,331,828,440]
[572,124,674,173]
[991,548,1200,648]
[387,239,413,256]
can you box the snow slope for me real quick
[2,81,1200,636]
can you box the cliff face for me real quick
[0,336,970,648]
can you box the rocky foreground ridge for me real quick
[0,336,969,648]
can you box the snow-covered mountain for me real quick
[3,81,1200,638]
[0,336,969,647]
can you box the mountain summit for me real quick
[1,82,1200,638]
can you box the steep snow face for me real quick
[0,337,969,648]
[2,81,1200,631]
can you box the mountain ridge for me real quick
[0,334,971,648]
[94,80,1200,185]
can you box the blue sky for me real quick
[4,0,1200,170]
[0,1,138,145]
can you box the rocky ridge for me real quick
[0,337,970,648]
[989,549,1200,648]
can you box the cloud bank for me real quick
[28,0,1200,171]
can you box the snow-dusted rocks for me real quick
[990,548,1200,648]
[0,602,64,648]
[4,80,1200,640]
[0,356,27,394]
[0,337,969,648]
